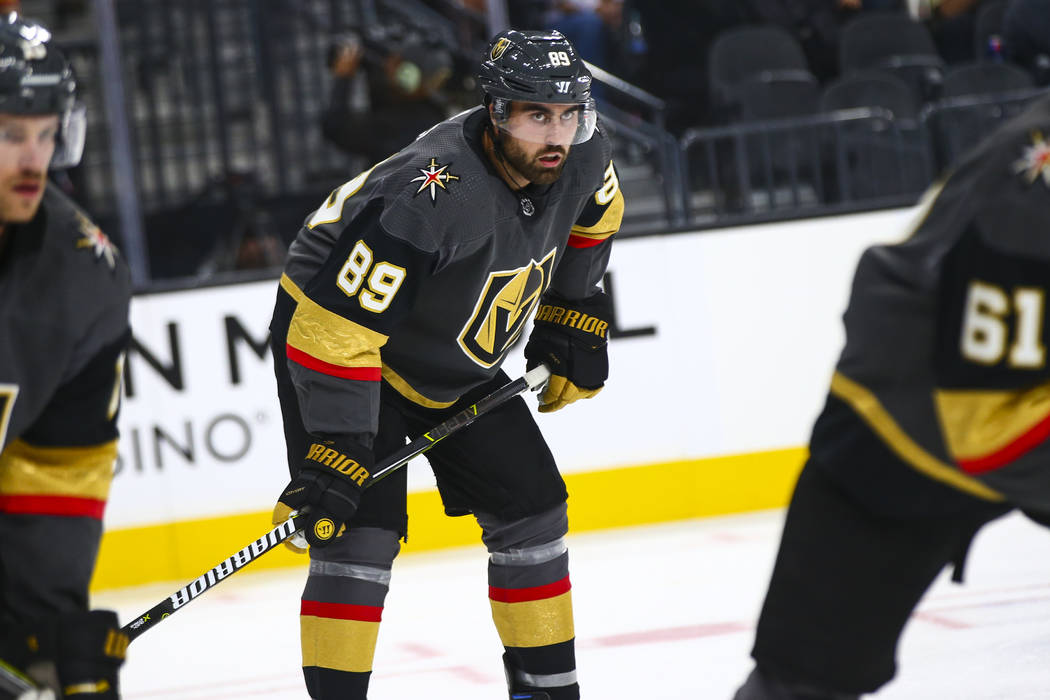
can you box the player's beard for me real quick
[499,135,568,186]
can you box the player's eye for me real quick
[0,127,26,143]
[529,112,549,124]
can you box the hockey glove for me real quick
[524,291,611,413]
[55,610,127,699]
[273,436,372,550]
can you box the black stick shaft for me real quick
[121,366,549,641]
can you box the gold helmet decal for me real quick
[490,37,511,61]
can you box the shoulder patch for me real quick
[410,157,460,204]
[74,211,119,270]
[1013,130,1050,187]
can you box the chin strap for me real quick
[487,122,528,192]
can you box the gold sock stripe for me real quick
[300,615,380,673]
[490,590,574,648]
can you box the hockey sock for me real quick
[481,505,579,700]
[299,527,399,700]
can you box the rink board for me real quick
[92,205,918,590]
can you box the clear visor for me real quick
[51,103,85,170]
[493,99,597,147]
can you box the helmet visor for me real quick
[493,99,597,147]
[51,103,84,169]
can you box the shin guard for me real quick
[299,527,399,699]
[479,504,579,700]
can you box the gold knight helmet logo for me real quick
[458,250,557,368]
[490,37,511,61]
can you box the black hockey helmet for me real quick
[0,13,84,168]
[477,29,597,145]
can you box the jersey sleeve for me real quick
[932,215,1050,479]
[550,158,623,300]
[282,200,438,445]
[9,307,131,520]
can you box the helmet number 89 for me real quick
[549,51,571,67]
[336,240,406,313]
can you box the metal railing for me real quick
[680,108,934,228]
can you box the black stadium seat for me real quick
[819,70,929,202]
[839,13,944,100]
[708,25,813,122]
[820,70,919,122]
[940,60,1034,98]
[974,0,1009,61]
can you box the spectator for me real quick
[321,32,453,166]
[1003,0,1050,84]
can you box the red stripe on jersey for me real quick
[567,234,604,249]
[957,411,1050,475]
[286,344,381,381]
[489,576,571,603]
[300,600,384,622]
[0,495,106,519]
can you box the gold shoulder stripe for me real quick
[281,274,387,370]
[0,439,117,499]
[570,187,623,239]
[381,363,457,409]
[934,383,1050,464]
[829,372,1005,501]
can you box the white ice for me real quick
[93,509,1050,699]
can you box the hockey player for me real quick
[269,29,622,700]
[734,93,1050,699]
[0,14,131,699]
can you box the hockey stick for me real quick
[121,364,551,642]
[0,659,36,696]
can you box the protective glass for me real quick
[493,99,597,147]
[51,103,85,169]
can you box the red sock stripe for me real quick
[300,599,383,622]
[286,345,381,381]
[0,495,105,519]
[957,411,1050,475]
[489,576,571,604]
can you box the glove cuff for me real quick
[302,436,374,489]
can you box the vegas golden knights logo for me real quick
[490,37,511,61]
[459,250,557,368]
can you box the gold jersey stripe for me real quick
[570,187,623,239]
[0,439,116,499]
[489,590,575,648]
[280,274,388,370]
[829,372,1004,501]
[934,383,1050,461]
[381,363,458,409]
[300,615,381,673]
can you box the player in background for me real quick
[734,93,1050,699]
[269,29,622,700]
[0,13,131,699]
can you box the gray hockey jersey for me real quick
[278,106,623,442]
[0,185,131,518]
[812,93,1050,510]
